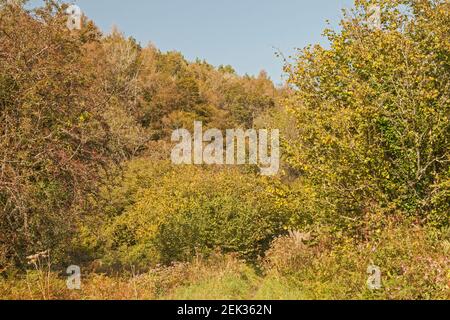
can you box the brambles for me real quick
[0,2,117,267]
[0,1,281,270]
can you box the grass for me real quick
[1,224,449,300]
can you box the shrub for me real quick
[94,160,291,269]
[284,0,450,229]
[263,219,450,300]
[0,3,119,268]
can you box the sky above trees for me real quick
[27,0,355,83]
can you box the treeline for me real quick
[0,0,449,299]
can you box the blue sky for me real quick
[30,0,355,83]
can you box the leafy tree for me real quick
[0,1,124,267]
[284,0,449,230]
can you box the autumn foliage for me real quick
[0,0,448,299]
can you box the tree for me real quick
[0,2,121,267]
[284,0,449,229]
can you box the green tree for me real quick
[284,0,449,230]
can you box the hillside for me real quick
[0,0,449,300]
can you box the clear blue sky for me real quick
[30,0,355,83]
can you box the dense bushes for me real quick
[86,161,292,269]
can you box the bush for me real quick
[91,160,291,269]
[0,3,120,268]
[263,219,450,300]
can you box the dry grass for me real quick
[1,225,449,300]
